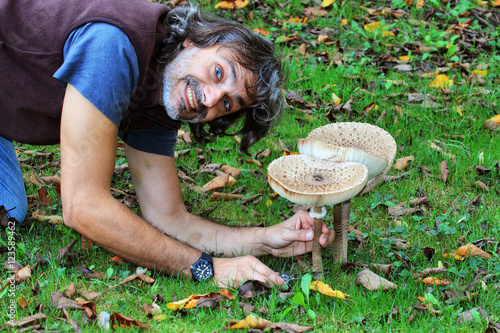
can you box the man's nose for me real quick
[203,85,225,109]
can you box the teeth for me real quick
[186,85,195,110]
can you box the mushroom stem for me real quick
[312,206,323,278]
[332,199,351,262]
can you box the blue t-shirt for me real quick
[53,22,177,156]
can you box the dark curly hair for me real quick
[159,5,283,154]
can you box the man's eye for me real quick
[215,67,222,79]
[223,99,230,111]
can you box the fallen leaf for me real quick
[14,265,31,282]
[119,274,155,285]
[76,297,97,321]
[321,0,335,7]
[57,239,77,262]
[32,211,64,224]
[246,158,263,167]
[483,115,500,131]
[79,290,102,300]
[440,160,450,183]
[455,243,492,259]
[331,92,341,105]
[109,256,124,265]
[356,268,398,291]
[167,290,234,310]
[226,314,313,332]
[394,156,414,170]
[110,312,150,330]
[221,165,241,177]
[64,282,77,299]
[429,74,454,89]
[419,277,451,285]
[210,192,243,202]
[37,187,52,205]
[310,281,349,300]
[4,313,47,328]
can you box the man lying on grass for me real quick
[0,0,334,286]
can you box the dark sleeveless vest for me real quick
[0,0,181,145]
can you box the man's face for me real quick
[162,40,254,123]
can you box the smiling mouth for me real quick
[186,83,196,111]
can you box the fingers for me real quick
[213,256,285,288]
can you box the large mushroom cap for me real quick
[298,122,397,191]
[267,155,368,207]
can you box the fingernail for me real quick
[306,229,313,239]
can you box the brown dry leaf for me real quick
[202,174,235,192]
[372,263,394,276]
[57,239,77,262]
[257,147,271,159]
[474,180,489,191]
[79,290,102,301]
[32,211,64,224]
[77,266,105,279]
[110,312,150,330]
[119,274,155,285]
[455,243,492,259]
[76,297,97,321]
[64,282,77,299]
[81,234,94,250]
[41,174,61,186]
[37,187,52,205]
[61,308,81,332]
[394,156,414,170]
[246,158,263,167]
[17,296,28,309]
[29,173,43,187]
[440,160,450,183]
[221,164,241,178]
[356,268,398,291]
[210,192,243,202]
[310,281,349,300]
[304,7,328,16]
[238,280,270,299]
[226,314,313,332]
[429,141,456,159]
[52,291,84,311]
[414,267,447,278]
[14,265,31,282]
[4,313,47,328]
[419,277,451,285]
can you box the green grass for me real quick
[2,0,500,331]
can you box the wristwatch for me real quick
[190,252,214,281]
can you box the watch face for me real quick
[192,259,214,281]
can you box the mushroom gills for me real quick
[298,138,387,180]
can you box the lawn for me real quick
[1,0,500,332]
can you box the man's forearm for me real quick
[153,211,271,258]
[64,193,201,277]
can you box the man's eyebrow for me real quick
[224,56,249,108]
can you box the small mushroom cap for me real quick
[299,122,397,191]
[298,138,387,180]
[267,155,368,207]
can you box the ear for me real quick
[182,38,194,49]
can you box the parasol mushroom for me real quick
[267,155,368,276]
[297,122,397,262]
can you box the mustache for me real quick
[187,76,207,118]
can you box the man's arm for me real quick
[60,84,200,277]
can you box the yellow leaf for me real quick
[364,22,381,32]
[321,0,335,7]
[477,0,487,5]
[416,0,425,8]
[332,92,341,105]
[266,200,273,207]
[340,19,348,26]
[454,106,463,116]
[491,115,500,123]
[493,0,500,6]
[399,56,410,61]
[429,74,453,89]
[215,1,234,9]
[235,0,249,9]
[310,281,348,300]
[230,315,270,329]
[383,30,395,37]
[472,69,487,76]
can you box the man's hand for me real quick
[212,256,285,288]
[263,211,335,257]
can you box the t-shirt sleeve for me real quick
[54,22,178,157]
[54,22,139,126]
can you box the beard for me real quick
[161,47,208,123]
